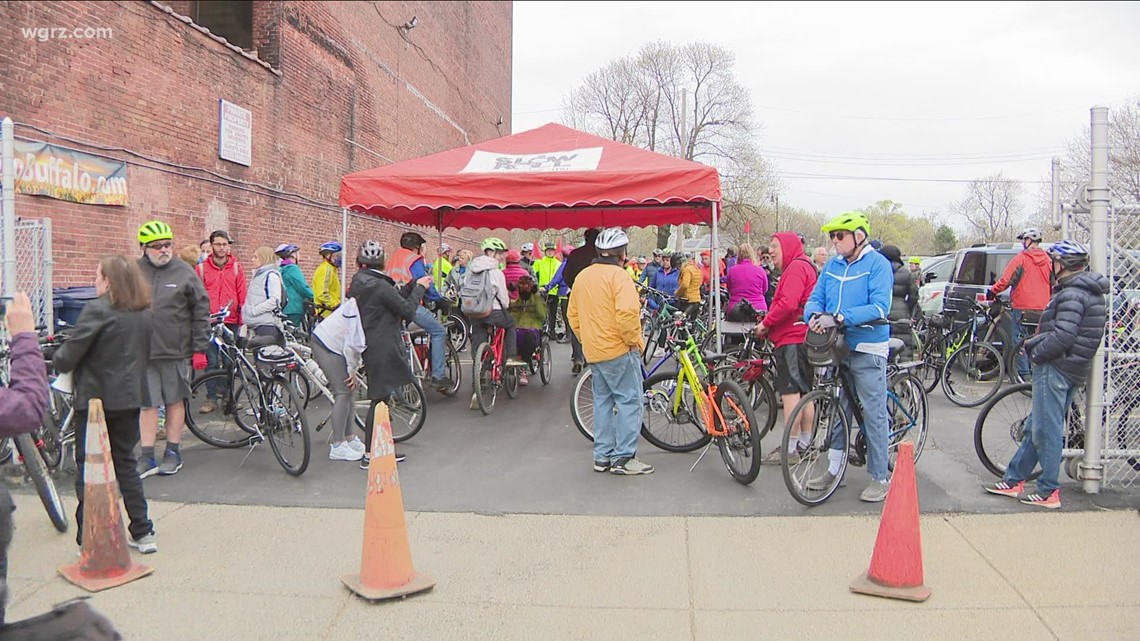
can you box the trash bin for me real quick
[53,286,98,330]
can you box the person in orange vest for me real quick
[388,231,455,392]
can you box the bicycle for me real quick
[641,311,762,484]
[570,331,677,442]
[404,320,462,397]
[185,320,312,475]
[983,296,1038,385]
[781,316,929,506]
[0,329,69,532]
[472,324,525,415]
[917,300,1005,407]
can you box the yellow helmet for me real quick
[138,220,173,245]
[821,212,871,237]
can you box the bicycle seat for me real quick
[255,344,293,366]
[887,338,906,361]
[701,351,732,365]
[246,334,279,350]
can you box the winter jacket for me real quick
[503,261,530,301]
[445,264,467,297]
[568,258,645,364]
[700,259,726,286]
[469,255,510,311]
[804,245,893,357]
[137,255,211,360]
[349,268,425,400]
[508,292,547,330]
[992,247,1052,311]
[533,255,561,289]
[762,233,817,348]
[278,261,313,318]
[312,297,366,378]
[639,262,660,289]
[725,259,769,313]
[677,264,703,303]
[652,267,679,296]
[312,261,341,316]
[544,260,570,297]
[0,332,48,437]
[888,260,918,321]
[1024,270,1108,386]
[562,244,598,289]
[243,265,285,330]
[196,256,247,325]
[52,296,151,412]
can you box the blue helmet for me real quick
[319,241,343,254]
[1047,239,1089,269]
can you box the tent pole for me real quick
[711,202,721,352]
[340,208,348,303]
[436,212,445,292]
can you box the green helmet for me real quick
[138,220,174,245]
[821,212,871,238]
[909,256,922,265]
[481,237,507,252]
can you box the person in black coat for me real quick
[348,241,431,466]
[880,245,919,356]
[52,255,156,550]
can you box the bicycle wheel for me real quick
[916,341,942,394]
[474,344,498,415]
[447,312,469,353]
[288,369,316,408]
[439,339,462,397]
[186,371,258,448]
[782,390,849,507]
[571,366,594,441]
[887,371,929,469]
[37,388,67,471]
[642,321,664,366]
[714,380,762,485]
[974,382,1038,479]
[711,365,777,440]
[264,376,311,476]
[386,381,427,442]
[539,339,552,385]
[942,342,1004,407]
[505,365,520,399]
[641,371,710,453]
[15,433,68,532]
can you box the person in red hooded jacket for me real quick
[989,227,1053,380]
[755,232,819,464]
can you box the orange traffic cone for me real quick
[341,402,435,601]
[58,399,154,592]
[849,441,931,602]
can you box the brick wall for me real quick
[0,0,515,286]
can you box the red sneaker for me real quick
[983,480,1024,498]
[1019,489,1061,509]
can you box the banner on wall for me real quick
[12,139,129,206]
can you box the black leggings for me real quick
[74,408,153,546]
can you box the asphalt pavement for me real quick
[137,342,1140,516]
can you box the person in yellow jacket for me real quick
[625,256,642,282]
[532,242,562,340]
[433,243,453,292]
[674,252,702,314]
[568,227,652,476]
[312,241,343,317]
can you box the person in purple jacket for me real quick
[724,243,769,316]
[0,292,50,624]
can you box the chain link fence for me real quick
[0,217,53,331]
[1102,204,1140,487]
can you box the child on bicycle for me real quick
[984,240,1107,509]
[507,275,547,386]
[466,238,524,409]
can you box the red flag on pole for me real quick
[744,220,751,234]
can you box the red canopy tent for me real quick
[337,122,726,340]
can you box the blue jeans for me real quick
[830,351,890,482]
[1010,309,1032,379]
[590,351,644,463]
[414,305,447,380]
[1003,362,1076,495]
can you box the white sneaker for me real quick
[329,442,364,461]
[345,437,366,454]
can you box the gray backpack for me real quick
[459,269,496,319]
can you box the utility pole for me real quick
[770,194,780,233]
[1051,157,1064,237]
[2,117,16,298]
[674,89,690,253]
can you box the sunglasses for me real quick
[829,231,851,241]
[146,241,174,250]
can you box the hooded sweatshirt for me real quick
[469,255,510,311]
[991,247,1053,311]
[762,232,818,347]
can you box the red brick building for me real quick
[0,0,513,286]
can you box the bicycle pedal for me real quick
[848,453,866,467]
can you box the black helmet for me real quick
[358,240,385,267]
[400,231,427,250]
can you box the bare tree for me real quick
[1062,95,1140,205]
[952,173,1024,244]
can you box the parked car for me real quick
[942,243,1028,319]
[917,254,954,316]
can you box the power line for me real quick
[765,153,1056,167]
[759,144,1063,159]
[782,172,1049,184]
[752,103,1083,122]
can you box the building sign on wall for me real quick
[461,147,603,173]
[12,140,129,206]
[218,99,252,166]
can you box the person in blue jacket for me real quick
[802,212,894,504]
[275,244,315,329]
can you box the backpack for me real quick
[459,269,496,319]
[268,270,288,311]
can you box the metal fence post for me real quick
[1082,106,1110,494]
[2,117,16,298]
[42,217,53,332]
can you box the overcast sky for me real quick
[512,1,1140,227]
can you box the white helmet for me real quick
[521,242,535,253]
[595,227,630,252]
[1016,227,1042,242]
[439,243,452,253]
